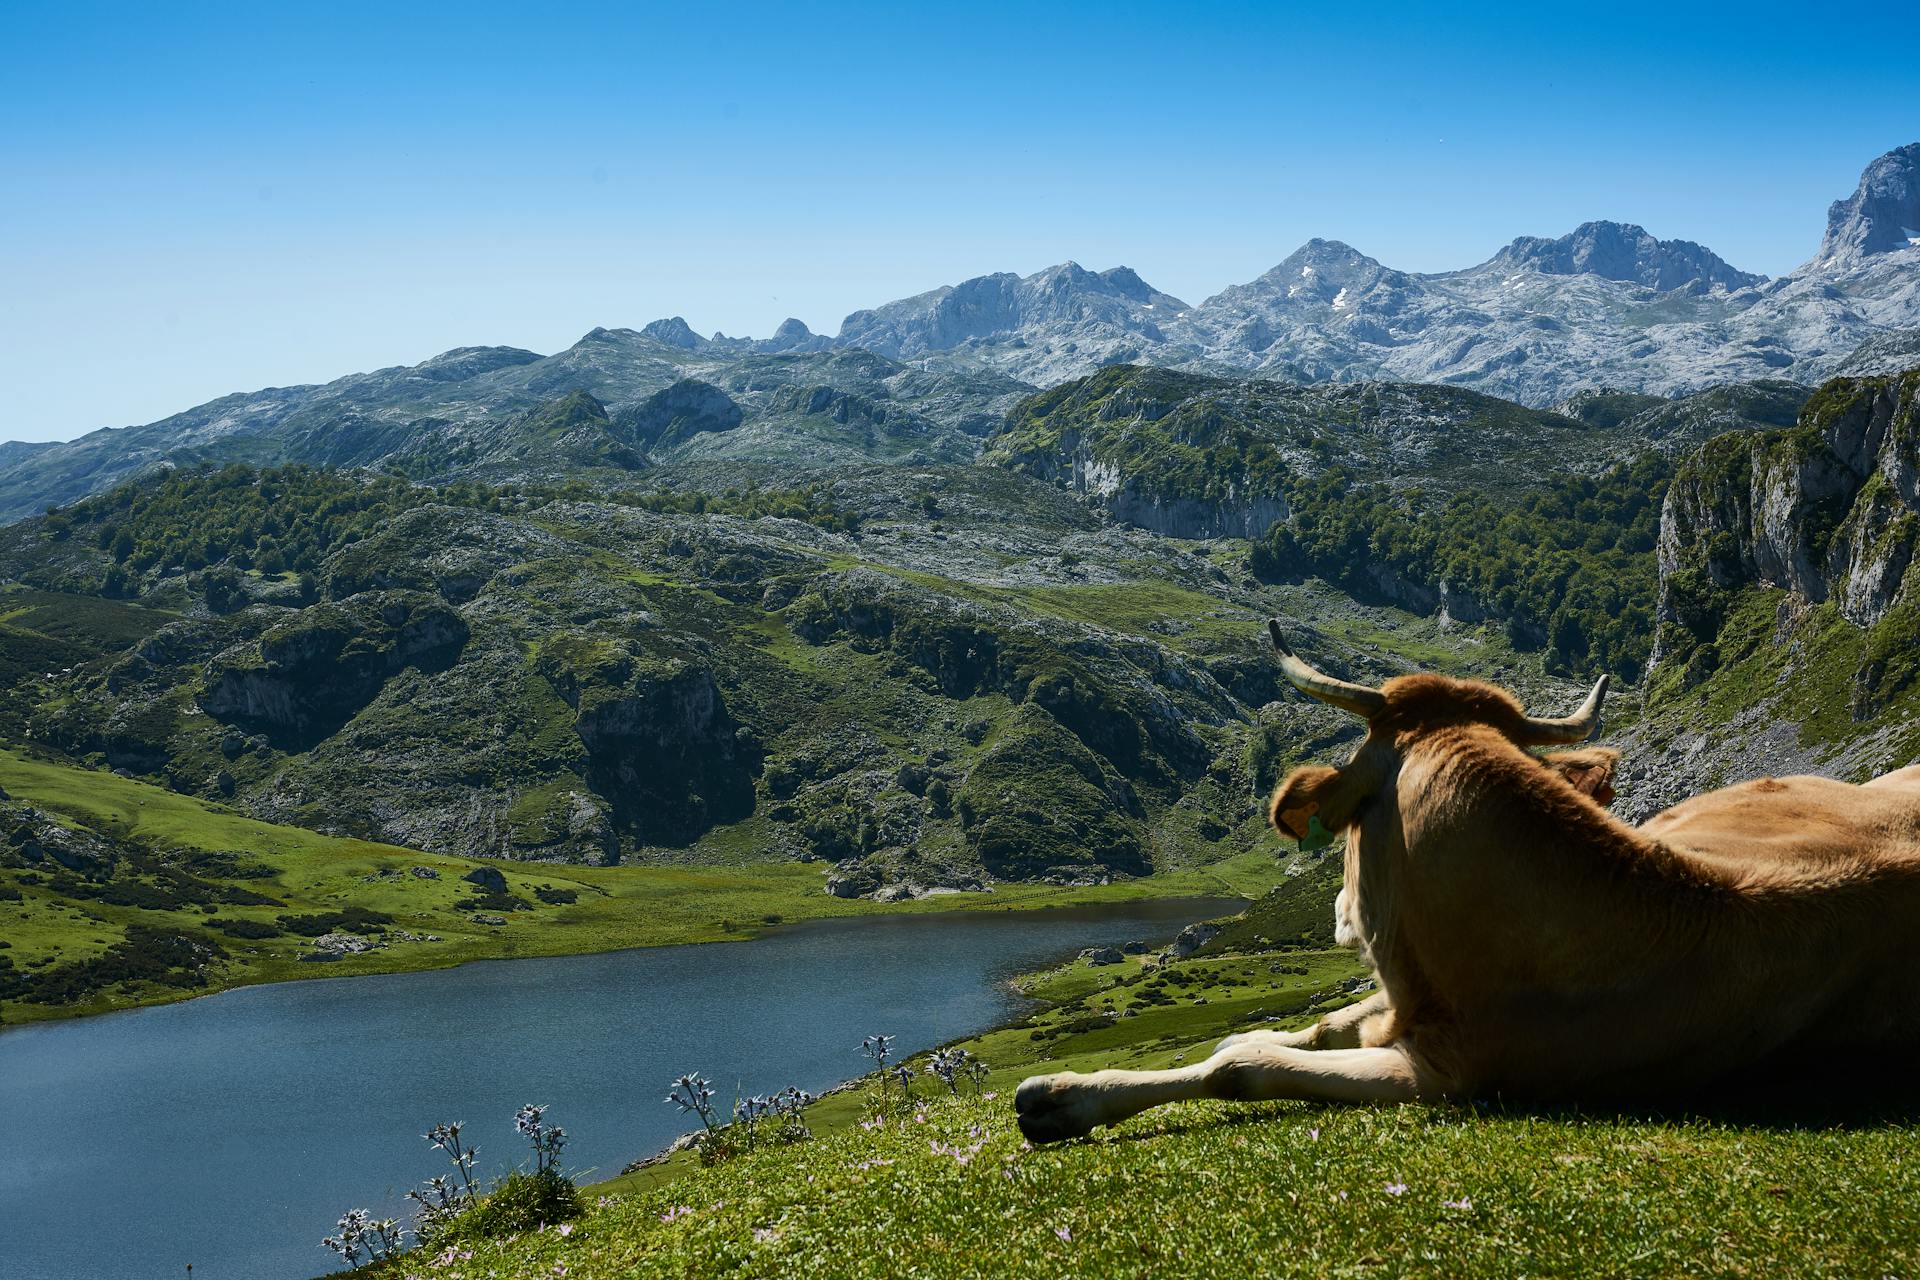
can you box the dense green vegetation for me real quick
[1255,455,1670,679]
[50,463,863,596]
[62,464,463,581]
[594,483,862,532]
[995,365,1297,504]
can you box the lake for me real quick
[0,895,1239,1280]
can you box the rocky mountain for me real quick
[1809,143,1920,269]
[0,462,1344,889]
[827,143,1920,407]
[1486,221,1763,292]
[6,144,1914,523]
[1654,370,1920,664]
[0,358,1912,903]
[1833,328,1920,377]
[0,335,1035,523]
[836,262,1190,385]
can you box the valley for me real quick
[5,359,1920,1030]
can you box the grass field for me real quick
[0,747,1278,1026]
[357,923,1920,1279]
[383,1095,1920,1279]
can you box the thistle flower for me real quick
[514,1103,549,1139]
[924,1047,977,1094]
[514,1103,568,1175]
[667,1073,719,1131]
[860,1034,895,1068]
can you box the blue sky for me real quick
[3,1,1917,443]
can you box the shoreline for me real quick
[0,741,1278,1031]
[0,859,1260,1031]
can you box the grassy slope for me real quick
[399,1097,1920,1279]
[0,749,1277,1026]
[377,914,1920,1280]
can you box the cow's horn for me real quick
[1516,675,1610,744]
[1266,619,1387,719]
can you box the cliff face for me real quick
[1048,436,1291,540]
[1654,371,1920,671]
[1588,370,1920,822]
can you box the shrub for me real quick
[274,906,393,936]
[465,1169,582,1236]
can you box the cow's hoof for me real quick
[1015,1074,1100,1144]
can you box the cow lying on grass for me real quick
[1014,621,1920,1143]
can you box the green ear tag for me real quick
[1299,814,1334,854]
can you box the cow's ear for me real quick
[1543,746,1620,807]
[1270,763,1375,840]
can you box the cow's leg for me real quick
[1217,990,1389,1054]
[1015,1041,1423,1144]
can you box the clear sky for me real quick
[3,0,1917,443]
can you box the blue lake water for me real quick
[0,896,1238,1280]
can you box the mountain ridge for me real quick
[3,144,1917,522]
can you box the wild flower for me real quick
[772,1085,815,1143]
[660,1205,692,1223]
[666,1073,719,1132]
[861,1034,896,1072]
[734,1094,775,1148]
[924,1047,970,1094]
[1055,1226,1073,1242]
[1442,1196,1474,1211]
[930,1135,989,1166]
[1384,1182,1408,1196]
[410,1120,485,1240]
[322,1208,405,1268]
[424,1121,481,1199]
[514,1103,569,1177]
[407,1173,473,1243]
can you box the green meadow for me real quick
[0,747,1275,1026]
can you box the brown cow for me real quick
[1013,620,1920,1143]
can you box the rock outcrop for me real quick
[198,592,470,748]
[1811,143,1920,269]
[621,379,743,452]
[1654,370,1920,670]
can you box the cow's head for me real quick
[1264,619,1611,847]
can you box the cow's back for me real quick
[1640,773,1920,881]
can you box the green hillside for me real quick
[0,747,1273,1025]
